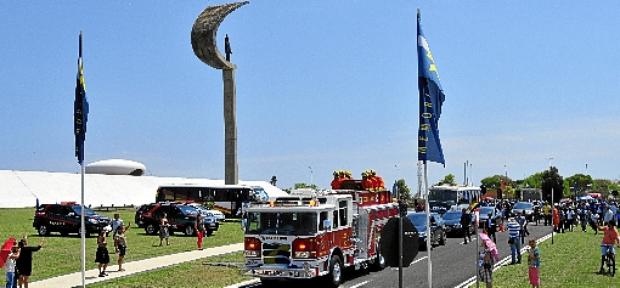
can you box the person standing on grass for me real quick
[15,237,42,288]
[527,239,541,288]
[597,220,619,274]
[195,213,205,250]
[111,213,123,237]
[507,218,521,264]
[478,240,494,288]
[4,244,19,288]
[159,213,170,246]
[114,223,131,272]
[95,231,110,277]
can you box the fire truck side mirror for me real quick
[323,219,332,231]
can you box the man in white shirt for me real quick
[111,213,124,237]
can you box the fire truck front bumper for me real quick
[245,263,319,279]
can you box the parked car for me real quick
[441,210,474,236]
[137,202,217,236]
[135,203,156,228]
[407,212,446,249]
[511,202,535,221]
[206,209,226,222]
[33,202,111,237]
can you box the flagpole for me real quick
[80,162,86,288]
[79,31,86,288]
[424,161,432,288]
[398,184,403,288]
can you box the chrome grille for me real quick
[262,242,291,265]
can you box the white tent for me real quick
[0,170,288,208]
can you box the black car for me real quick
[135,203,156,228]
[138,202,218,236]
[33,203,111,237]
[442,210,475,236]
[407,212,446,249]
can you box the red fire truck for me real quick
[243,181,399,286]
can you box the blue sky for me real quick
[1,1,619,190]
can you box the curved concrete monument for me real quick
[191,1,249,185]
[191,1,248,70]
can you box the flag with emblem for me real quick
[74,32,89,164]
[417,10,445,165]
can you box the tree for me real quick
[541,166,563,203]
[293,183,318,190]
[522,172,544,189]
[564,174,593,197]
[437,174,457,186]
[394,179,412,201]
[480,175,512,189]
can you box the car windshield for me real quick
[245,212,317,236]
[514,203,533,210]
[178,205,198,216]
[442,212,461,220]
[480,207,495,215]
[72,205,97,216]
[407,213,428,227]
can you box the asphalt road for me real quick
[341,223,552,288]
[236,222,553,288]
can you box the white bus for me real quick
[156,184,269,218]
[428,185,481,211]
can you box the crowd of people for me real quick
[330,169,385,191]
[473,197,620,288]
[4,208,217,287]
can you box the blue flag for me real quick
[74,33,88,165]
[417,11,445,165]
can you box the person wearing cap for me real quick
[361,171,373,191]
[331,171,341,189]
[372,170,385,191]
[345,170,352,180]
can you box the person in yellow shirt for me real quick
[542,203,551,226]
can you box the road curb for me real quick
[453,232,554,288]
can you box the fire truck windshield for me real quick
[245,212,317,236]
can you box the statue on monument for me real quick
[225,34,232,61]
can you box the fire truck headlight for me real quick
[244,250,259,257]
[294,251,311,258]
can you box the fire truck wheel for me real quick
[370,243,386,271]
[327,255,343,287]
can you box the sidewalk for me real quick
[30,242,243,288]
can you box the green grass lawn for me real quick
[88,252,251,288]
[489,230,618,288]
[0,208,243,282]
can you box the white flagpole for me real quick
[424,162,432,288]
[80,162,86,287]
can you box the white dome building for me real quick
[85,159,146,176]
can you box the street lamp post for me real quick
[308,166,313,186]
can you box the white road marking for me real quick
[390,255,429,271]
[411,255,429,265]
[346,280,370,288]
